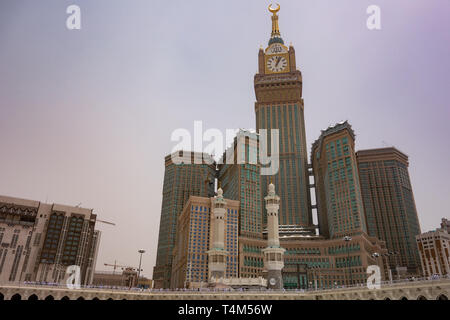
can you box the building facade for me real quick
[416,222,450,277]
[357,147,421,274]
[153,151,216,288]
[93,268,138,288]
[218,130,262,238]
[254,6,312,228]
[239,231,387,289]
[312,121,367,239]
[441,218,450,233]
[93,268,153,288]
[153,5,421,290]
[170,196,239,289]
[0,195,100,285]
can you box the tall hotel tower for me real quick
[357,148,421,274]
[218,130,262,239]
[153,152,216,288]
[254,5,312,228]
[312,121,367,239]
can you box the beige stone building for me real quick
[93,269,138,287]
[0,195,101,285]
[239,232,387,289]
[170,196,239,289]
[93,268,152,288]
[416,220,450,277]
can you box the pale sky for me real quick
[0,1,449,278]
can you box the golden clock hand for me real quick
[275,57,282,67]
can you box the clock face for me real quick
[267,56,288,73]
[269,278,276,286]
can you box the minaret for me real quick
[262,183,285,289]
[207,188,228,282]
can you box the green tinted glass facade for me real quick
[357,148,421,273]
[256,103,312,227]
[218,131,262,238]
[312,122,367,239]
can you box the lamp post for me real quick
[371,252,381,285]
[371,252,380,269]
[384,251,400,282]
[137,249,145,288]
[343,236,353,287]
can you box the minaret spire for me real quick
[268,3,284,45]
[262,183,285,289]
[207,188,228,285]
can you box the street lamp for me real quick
[343,236,353,287]
[371,252,381,284]
[137,249,145,288]
[372,252,380,267]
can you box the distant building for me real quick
[153,151,216,289]
[441,218,450,233]
[93,268,153,288]
[416,220,450,277]
[0,195,101,285]
[311,121,367,239]
[93,268,138,288]
[170,195,239,289]
[357,147,421,275]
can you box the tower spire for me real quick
[268,3,284,45]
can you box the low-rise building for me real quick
[416,220,450,277]
[0,195,101,285]
[92,268,152,288]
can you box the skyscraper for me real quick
[254,5,312,228]
[311,121,367,239]
[218,130,262,238]
[153,151,216,288]
[357,147,421,274]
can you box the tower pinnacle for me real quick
[268,3,284,45]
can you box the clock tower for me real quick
[255,5,313,230]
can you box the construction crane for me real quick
[97,219,116,226]
[74,203,116,226]
[104,261,138,275]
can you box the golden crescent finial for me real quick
[268,3,280,14]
